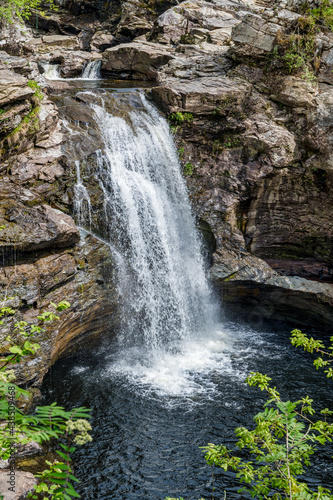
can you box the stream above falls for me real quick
[42,79,333,499]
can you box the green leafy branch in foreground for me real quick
[291,329,333,378]
[0,301,92,500]
[201,330,333,500]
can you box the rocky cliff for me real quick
[1,0,333,389]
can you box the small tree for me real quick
[202,331,333,500]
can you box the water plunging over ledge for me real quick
[43,84,333,499]
[75,90,233,395]
[43,60,101,80]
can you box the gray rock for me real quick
[150,76,252,114]
[318,47,333,86]
[41,34,79,50]
[231,12,280,57]
[102,41,174,80]
[242,113,297,167]
[90,32,115,52]
[273,76,317,108]
[0,51,30,76]
[0,470,36,500]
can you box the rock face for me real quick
[0,203,80,253]
[0,70,34,106]
[0,55,119,386]
[1,0,333,397]
[0,233,119,385]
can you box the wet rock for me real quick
[211,246,333,329]
[35,99,59,144]
[55,50,102,77]
[0,470,36,500]
[245,167,333,266]
[0,234,119,384]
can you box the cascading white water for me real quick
[68,90,246,397]
[43,63,61,80]
[91,94,220,353]
[43,60,101,81]
[73,160,92,230]
[81,60,101,80]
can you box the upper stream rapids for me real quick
[43,82,333,499]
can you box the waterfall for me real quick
[81,60,101,80]
[43,60,101,81]
[43,63,61,80]
[90,93,220,354]
[73,160,92,230]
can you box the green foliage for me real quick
[0,0,57,25]
[28,80,44,103]
[291,329,333,378]
[178,146,185,159]
[0,301,92,499]
[184,162,194,176]
[270,23,318,82]
[201,333,333,500]
[310,0,333,31]
[169,112,194,125]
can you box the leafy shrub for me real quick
[201,331,333,500]
[0,301,92,499]
[169,112,194,125]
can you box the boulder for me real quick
[0,202,80,253]
[102,41,174,80]
[0,470,36,500]
[0,70,34,107]
[37,35,80,53]
[90,31,115,52]
[151,0,242,44]
[59,51,102,77]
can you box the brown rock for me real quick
[0,202,80,253]
[0,70,34,107]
